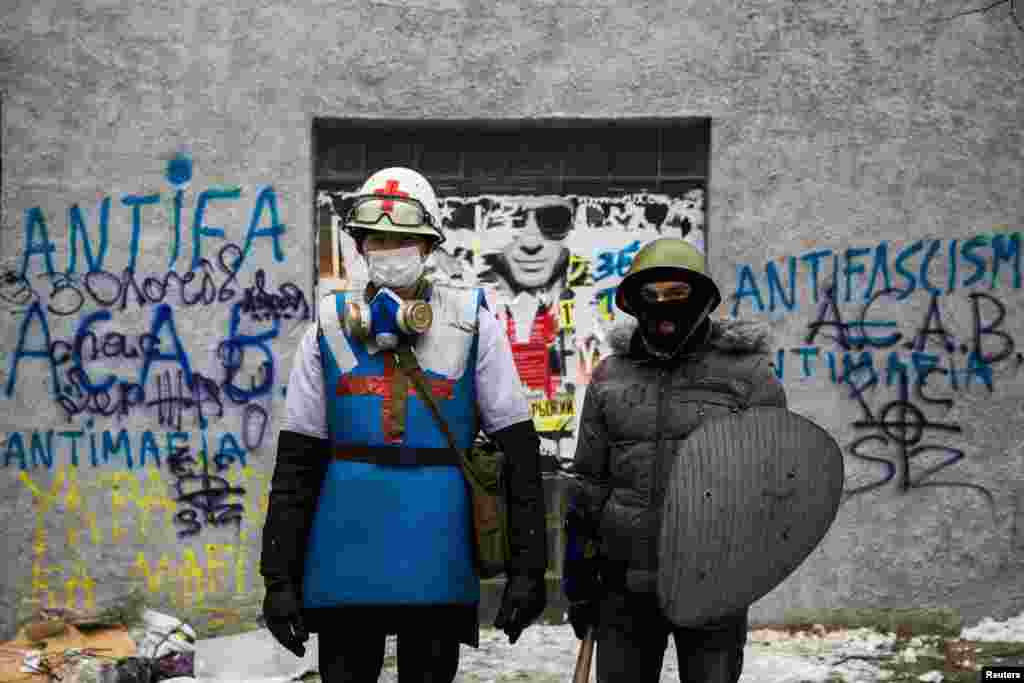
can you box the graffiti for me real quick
[18,160,286,282]
[3,426,251,471]
[839,361,996,509]
[131,544,253,609]
[771,287,1023,392]
[592,240,642,283]
[5,237,293,454]
[18,462,267,550]
[23,544,256,614]
[238,269,310,322]
[8,243,310,319]
[241,404,269,452]
[168,425,245,538]
[731,234,1021,317]
[792,284,1000,508]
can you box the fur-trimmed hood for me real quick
[606,316,774,356]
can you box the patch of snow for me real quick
[369,624,894,683]
[960,611,1024,642]
[917,671,944,682]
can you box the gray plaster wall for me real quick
[0,0,1022,640]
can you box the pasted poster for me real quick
[317,188,706,468]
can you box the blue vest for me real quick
[302,285,485,608]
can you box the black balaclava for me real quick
[634,283,715,361]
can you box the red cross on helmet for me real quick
[341,167,445,247]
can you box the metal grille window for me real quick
[313,118,711,283]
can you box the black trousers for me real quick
[317,628,461,683]
[596,590,747,683]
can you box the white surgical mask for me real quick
[366,246,425,289]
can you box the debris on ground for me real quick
[193,628,317,683]
[4,606,1023,683]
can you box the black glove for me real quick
[491,421,548,576]
[259,431,329,657]
[494,572,547,644]
[263,581,309,657]
[567,600,599,640]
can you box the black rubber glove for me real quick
[494,572,547,644]
[567,600,599,640]
[490,421,548,576]
[259,431,329,658]
[263,581,309,657]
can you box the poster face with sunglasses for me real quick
[318,187,706,468]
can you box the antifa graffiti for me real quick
[3,156,302,538]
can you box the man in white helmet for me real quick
[260,168,548,683]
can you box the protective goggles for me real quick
[638,281,692,304]
[511,204,574,240]
[344,195,437,229]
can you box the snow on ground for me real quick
[228,610,1024,683]
[960,611,1024,642]
[369,624,898,683]
[368,611,1024,682]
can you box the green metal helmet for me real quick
[615,237,721,316]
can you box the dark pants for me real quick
[596,591,747,683]
[317,628,460,683]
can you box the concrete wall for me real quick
[1,0,1022,640]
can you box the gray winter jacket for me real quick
[569,317,787,594]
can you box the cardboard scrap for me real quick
[0,623,136,683]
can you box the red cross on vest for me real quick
[335,353,455,443]
[373,179,409,213]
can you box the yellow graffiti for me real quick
[99,469,177,542]
[19,466,181,547]
[568,254,591,287]
[64,563,96,612]
[234,542,250,595]
[30,524,53,611]
[63,466,101,547]
[26,521,97,612]
[598,292,615,321]
[180,548,204,608]
[132,544,252,607]
[19,466,66,515]
[134,552,173,594]
[559,300,575,330]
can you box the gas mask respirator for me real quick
[344,287,433,350]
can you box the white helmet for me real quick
[341,167,445,247]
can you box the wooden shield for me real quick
[657,407,843,627]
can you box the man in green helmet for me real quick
[563,237,787,683]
